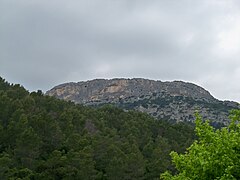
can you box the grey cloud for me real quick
[0,0,240,101]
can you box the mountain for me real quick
[46,78,239,124]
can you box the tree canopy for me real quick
[161,110,240,180]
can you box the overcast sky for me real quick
[1,0,240,102]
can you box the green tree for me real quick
[15,127,42,169]
[105,145,128,180]
[161,110,240,180]
[144,137,171,179]
[124,144,146,180]
[0,153,13,179]
[68,147,97,180]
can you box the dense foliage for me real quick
[0,77,195,179]
[161,110,240,180]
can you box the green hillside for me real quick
[0,77,195,179]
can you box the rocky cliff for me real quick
[46,78,239,124]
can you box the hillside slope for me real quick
[0,77,194,179]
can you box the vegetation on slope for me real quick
[0,77,195,179]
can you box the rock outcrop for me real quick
[46,78,239,124]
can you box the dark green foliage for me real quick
[0,77,195,179]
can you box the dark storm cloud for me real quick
[0,0,240,101]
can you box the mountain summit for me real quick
[46,78,239,124]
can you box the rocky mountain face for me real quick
[46,78,239,124]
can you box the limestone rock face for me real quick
[46,78,239,124]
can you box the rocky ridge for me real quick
[46,78,239,124]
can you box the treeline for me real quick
[0,77,195,179]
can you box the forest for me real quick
[0,77,196,179]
